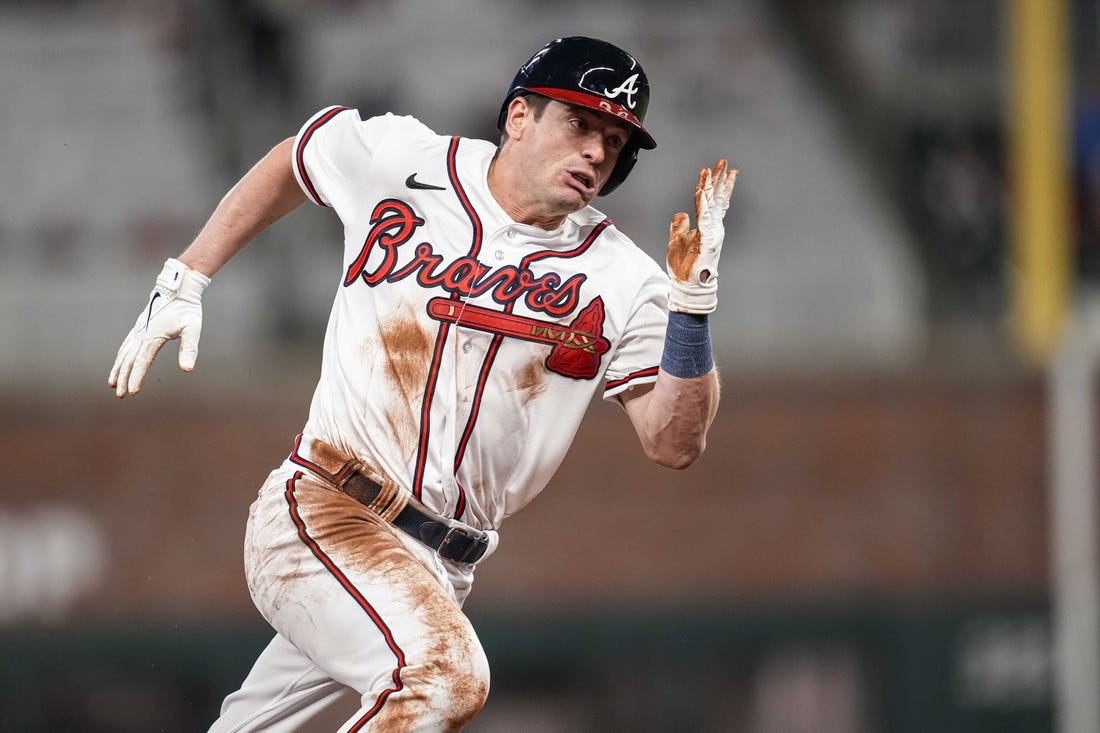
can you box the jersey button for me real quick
[506,230,516,239]
[462,342,472,353]
[494,251,504,260]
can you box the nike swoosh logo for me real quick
[144,291,161,329]
[405,173,446,191]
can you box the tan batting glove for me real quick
[666,159,738,314]
[108,258,210,398]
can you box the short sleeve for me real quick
[291,106,404,209]
[602,269,669,400]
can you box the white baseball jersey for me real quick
[290,106,669,536]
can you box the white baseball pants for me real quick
[207,466,490,732]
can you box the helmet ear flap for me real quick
[600,142,640,196]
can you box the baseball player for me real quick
[108,36,735,731]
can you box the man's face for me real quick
[513,99,632,214]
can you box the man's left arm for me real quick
[621,160,737,469]
[621,367,719,469]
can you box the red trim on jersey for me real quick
[287,432,361,484]
[295,106,349,207]
[447,137,483,256]
[283,471,406,726]
[605,365,660,391]
[522,218,613,266]
[411,137,483,512]
[451,217,613,520]
[452,332,501,471]
[412,320,452,503]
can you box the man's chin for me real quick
[570,185,597,208]
[558,174,596,206]
[552,186,590,214]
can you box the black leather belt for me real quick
[342,473,490,565]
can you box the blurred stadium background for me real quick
[2,0,1099,730]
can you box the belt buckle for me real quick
[437,526,489,564]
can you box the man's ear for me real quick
[503,96,531,141]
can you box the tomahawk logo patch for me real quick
[427,297,609,380]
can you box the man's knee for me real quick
[448,639,490,722]
[413,626,490,725]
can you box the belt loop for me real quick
[368,481,410,522]
[291,436,490,565]
[289,434,362,485]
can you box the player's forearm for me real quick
[179,137,305,277]
[636,158,736,467]
[634,369,719,469]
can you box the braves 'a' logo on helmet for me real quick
[498,36,657,195]
[601,73,641,109]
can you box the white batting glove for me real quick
[108,258,210,398]
[666,159,738,314]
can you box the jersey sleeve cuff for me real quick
[602,366,660,401]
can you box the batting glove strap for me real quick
[668,276,719,315]
[109,258,210,397]
[144,258,210,322]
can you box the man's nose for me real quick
[581,134,606,163]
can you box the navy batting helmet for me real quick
[498,36,656,195]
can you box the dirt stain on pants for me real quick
[229,467,489,732]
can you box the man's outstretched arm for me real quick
[108,137,304,397]
[180,137,304,276]
[621,159,736,469]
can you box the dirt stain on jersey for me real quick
[378,310,433,396]
[377,307,433,456]
[511,358,547,405]
[308,438,355,476]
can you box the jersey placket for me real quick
[410,136,485,521]
[446,227,523,524]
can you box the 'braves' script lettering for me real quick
[344,199,586,317]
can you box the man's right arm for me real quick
[179,137,305,276]
[108,137,305,397]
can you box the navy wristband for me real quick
[660,312,714,378]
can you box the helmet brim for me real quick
[522,86,657,150]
